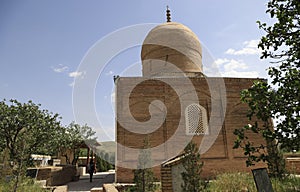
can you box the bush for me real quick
[133,137,157,192]
[206,172,300,192]
[181,141,205,192]
[0,177,48,192]
[123,184,161,192]
[271,175,300,192]
[207,172,256,192]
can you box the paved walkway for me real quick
[67,171,115,192]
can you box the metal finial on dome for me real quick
[166,6,171,22]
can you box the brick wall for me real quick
[48,165,77,186]
[161,166,172,192]
[36,168,52,181]
[285,155,300,174]
[116,77,268,183]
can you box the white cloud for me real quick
[213,58,259,78]
[53,65,69,73]
[222,70,259,78]
[223,59,248,71]
[68,71,86,87]
[244,40,259,48]
[110,92,116,108]
[105,71,114,76]
[111,92,115,101]
[69,71,84,78]
[214,58,230,67]
[225,39,260,55]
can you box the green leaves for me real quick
[0,99,98,192]
[133,136,156,192]
[181,141,205,192]
[0,99,63,189]
[234,0,299,178]
[0,99,62,158]
[57,122,97,165]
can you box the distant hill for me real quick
[95,141,116,155]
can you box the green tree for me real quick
[98,158,106,172]
[234,0,299,178]
[233,84,286,177]
[104,153,113,170]
[58,122,96,165]
[0,99,62,192]
[109,153,115,169]
[181,141,205,192]
[133,137,156,192]
[96,151,106,171]
[96,151,115,172]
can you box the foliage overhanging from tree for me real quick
[233,0,299,178]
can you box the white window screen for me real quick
[185,104,208,135]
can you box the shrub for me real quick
[123,184,161,192]
[207,172,256,192]
[271,175,300,192]
[207,172,300,192]
[0,177,48,192]
[181,141,205,192]
[133,137,156,192]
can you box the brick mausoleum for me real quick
[115,14,267,183]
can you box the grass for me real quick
[119,172,300,192]
[0,177,48,192]
[206,172,256,192]
[284,150,300,155]
[120,182,161,192]
[272,175,300,192]
[205,172,300,192]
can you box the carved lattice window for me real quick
[185,104,208,135]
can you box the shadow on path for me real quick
[67,171,115,192]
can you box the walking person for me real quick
[88,159,95,182]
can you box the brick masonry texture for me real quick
[116,77,268,183]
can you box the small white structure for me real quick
[31,154,51,166]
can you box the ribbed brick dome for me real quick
[141,22,203,77]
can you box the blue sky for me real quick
[0,0,273,141]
